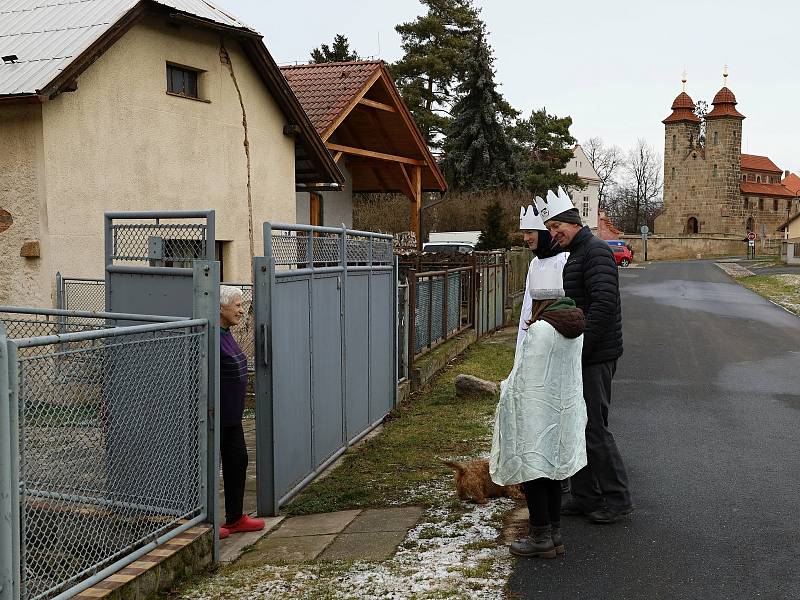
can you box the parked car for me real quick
[606,240,633,267]
[422,242,475,254]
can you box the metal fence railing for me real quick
[505,248,532,308]
[408,267,474,357]
[56,275,255,370]
[0,307,210,600]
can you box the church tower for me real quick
[704,71,745,235]
[659,76,701,234]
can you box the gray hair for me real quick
[220,285,243,307]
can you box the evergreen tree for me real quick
[390,0,484,149]
[476,201,510,250]
[441,35,518,191]
[510,108,585,197]
[310,34,360,63]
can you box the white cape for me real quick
[491,319,588,485]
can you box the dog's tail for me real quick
[441,460,466,474]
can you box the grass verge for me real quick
[283,337,516,516]
[737,274,800,315]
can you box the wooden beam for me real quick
[326,142,426,166]
[333,151,343,164]
[411,165,422,249]
[358,97,397,112]
[398,164,415,201]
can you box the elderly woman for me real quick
[490,268,587,559]
[218,285,264,539]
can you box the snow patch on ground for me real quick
[176,500,515,599]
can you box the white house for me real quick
[561,144,600,230]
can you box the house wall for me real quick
[16,15,296,305]
[0,104,49,305]
[295,161,353,228]
[563,145,599,229]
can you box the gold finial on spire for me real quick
[681,69,687,92]
[723,64,729,85]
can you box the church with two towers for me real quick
[655,74,798,249]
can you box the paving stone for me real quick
[219,516,284,563]
[344,507,424,533]
[237,534,336,565]
[319,531,407,562]
[271,510,361,537]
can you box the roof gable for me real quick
[0,0,342,186]
[280,60,446,193]
[280,61,383,139]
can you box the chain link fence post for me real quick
[0,323,19,600]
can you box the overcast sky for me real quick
[224,0,800,174]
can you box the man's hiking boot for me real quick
[560,499,595,516]
[510,525,556,558]
[586,505,634,525]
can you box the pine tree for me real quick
[476,201,510,250]
[310,34,360,63]
[441,35,517,192]
[390,0,484,149]
[510,108,585,197]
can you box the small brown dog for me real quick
[442,459,524,504]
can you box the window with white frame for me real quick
[582,196,589,218]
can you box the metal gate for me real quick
[475,252,505,336]
[253,223,396,515]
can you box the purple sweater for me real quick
[220,328,248,426]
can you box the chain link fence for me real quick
[0,309,209,600]
[110,223,208,264]
[409,267,474,356]
[57,276,255,370]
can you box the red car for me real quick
[607,241,633,267]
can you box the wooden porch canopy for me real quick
[280,61,447,241]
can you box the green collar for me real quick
[543,297,577,313]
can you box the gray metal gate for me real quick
[253,223,396,515]
[475,252,505,336]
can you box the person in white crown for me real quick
[490,233,587,558]
[489,201,585,559]
[515,202,569,354]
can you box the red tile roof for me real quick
[663,91,701,124]
[280,61,382,137]
[741,154,782,173]
[740,182,795,197]
[782,172,800,195]
[706,86,745,120]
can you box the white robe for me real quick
[491,316,588,485]
[516,252,569,354]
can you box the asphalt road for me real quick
[509,260,800,600]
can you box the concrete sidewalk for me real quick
[220,507,424,565]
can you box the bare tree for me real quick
[624,139,662,231]
[583,137,622,210]
[602,139,663,233]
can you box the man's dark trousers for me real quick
[570,360,632,511]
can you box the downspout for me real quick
[219,41,255,281]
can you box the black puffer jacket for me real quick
[562,226,623,365]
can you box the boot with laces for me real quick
[510,524,556,558]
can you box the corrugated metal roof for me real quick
[0,0,256,96]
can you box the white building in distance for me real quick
[561,144,600,230]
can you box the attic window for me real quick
[2,55,19,64]
[166,64,200,99]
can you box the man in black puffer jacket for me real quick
[539,189,633,525]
